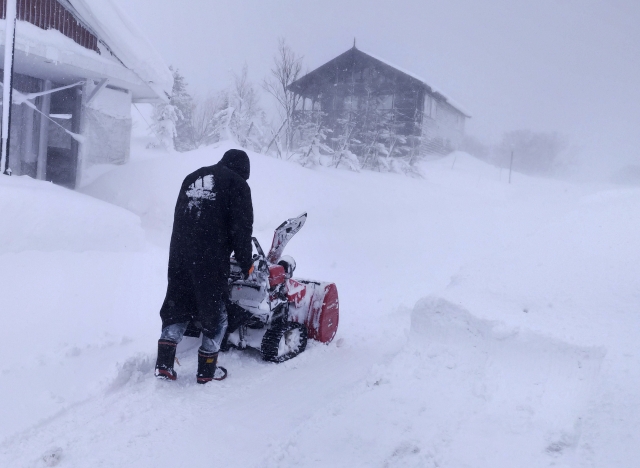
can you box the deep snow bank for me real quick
[262,297,604,468]
[0,174,155,441]
[439,186,640,342]
[407,297,604,467]
[0,175,144,253]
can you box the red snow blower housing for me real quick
[222,213,339,362]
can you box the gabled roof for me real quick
[290,46,470,118]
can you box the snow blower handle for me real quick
[241,237,268,282]
[252,237,265,258]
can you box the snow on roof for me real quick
[356,47,471,118]
[66,0,172,101]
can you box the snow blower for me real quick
[185,213,339,362]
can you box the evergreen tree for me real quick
[330,115,360,171]
[293,111,332,167]
[188,66,268,149]
[149,103,181,152]
[169,67,195,152]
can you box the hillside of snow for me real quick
[0,142,639,467]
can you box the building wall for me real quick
[1,74,133,188]
[291,49,468,158]
[421,96,465,155]
[293,64,425,156]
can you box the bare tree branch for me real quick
[262,38,304,153]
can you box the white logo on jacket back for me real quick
[186,175,216,217]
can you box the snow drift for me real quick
[261,297,604,468]
[0,174,144,253]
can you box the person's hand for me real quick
[244,258,266,282]
[243,264,255,280]
[244,262,261,282]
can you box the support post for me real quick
[36,80,51,180]
[508,149,514,184]
[21,102,35,176]
[1,0,18,175]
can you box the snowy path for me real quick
[1,311,408,467]
[1,146,639,467]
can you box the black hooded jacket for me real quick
[160,150,253,328]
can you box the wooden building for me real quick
[0,0,171,188]
[288,46,470,157]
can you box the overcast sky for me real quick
[117,0,640,174]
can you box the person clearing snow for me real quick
[154,149,254,383]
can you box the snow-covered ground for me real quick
[1,135,639,467]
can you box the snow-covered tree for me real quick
[358,105,394,170]
[402,133,424,177]
[330,115,360,171]
[190,91,229,147]
[228,64,268,151]
[179,65,267,151]
[169,67,195,152]
[327,91,417,173]
[149,102,181,152]
[292,112,332,167]
[209,106,236,143]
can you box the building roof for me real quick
[0,0,172,102]
[290,46,471,118]
[64,0,173,101]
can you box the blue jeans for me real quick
[160,306,228,353]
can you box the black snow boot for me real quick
[196,348,228,384]
[155,339,178,380]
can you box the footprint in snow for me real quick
[42,447,63,466]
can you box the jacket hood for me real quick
[219,149,250,180]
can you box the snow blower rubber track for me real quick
[261,322,308,363]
